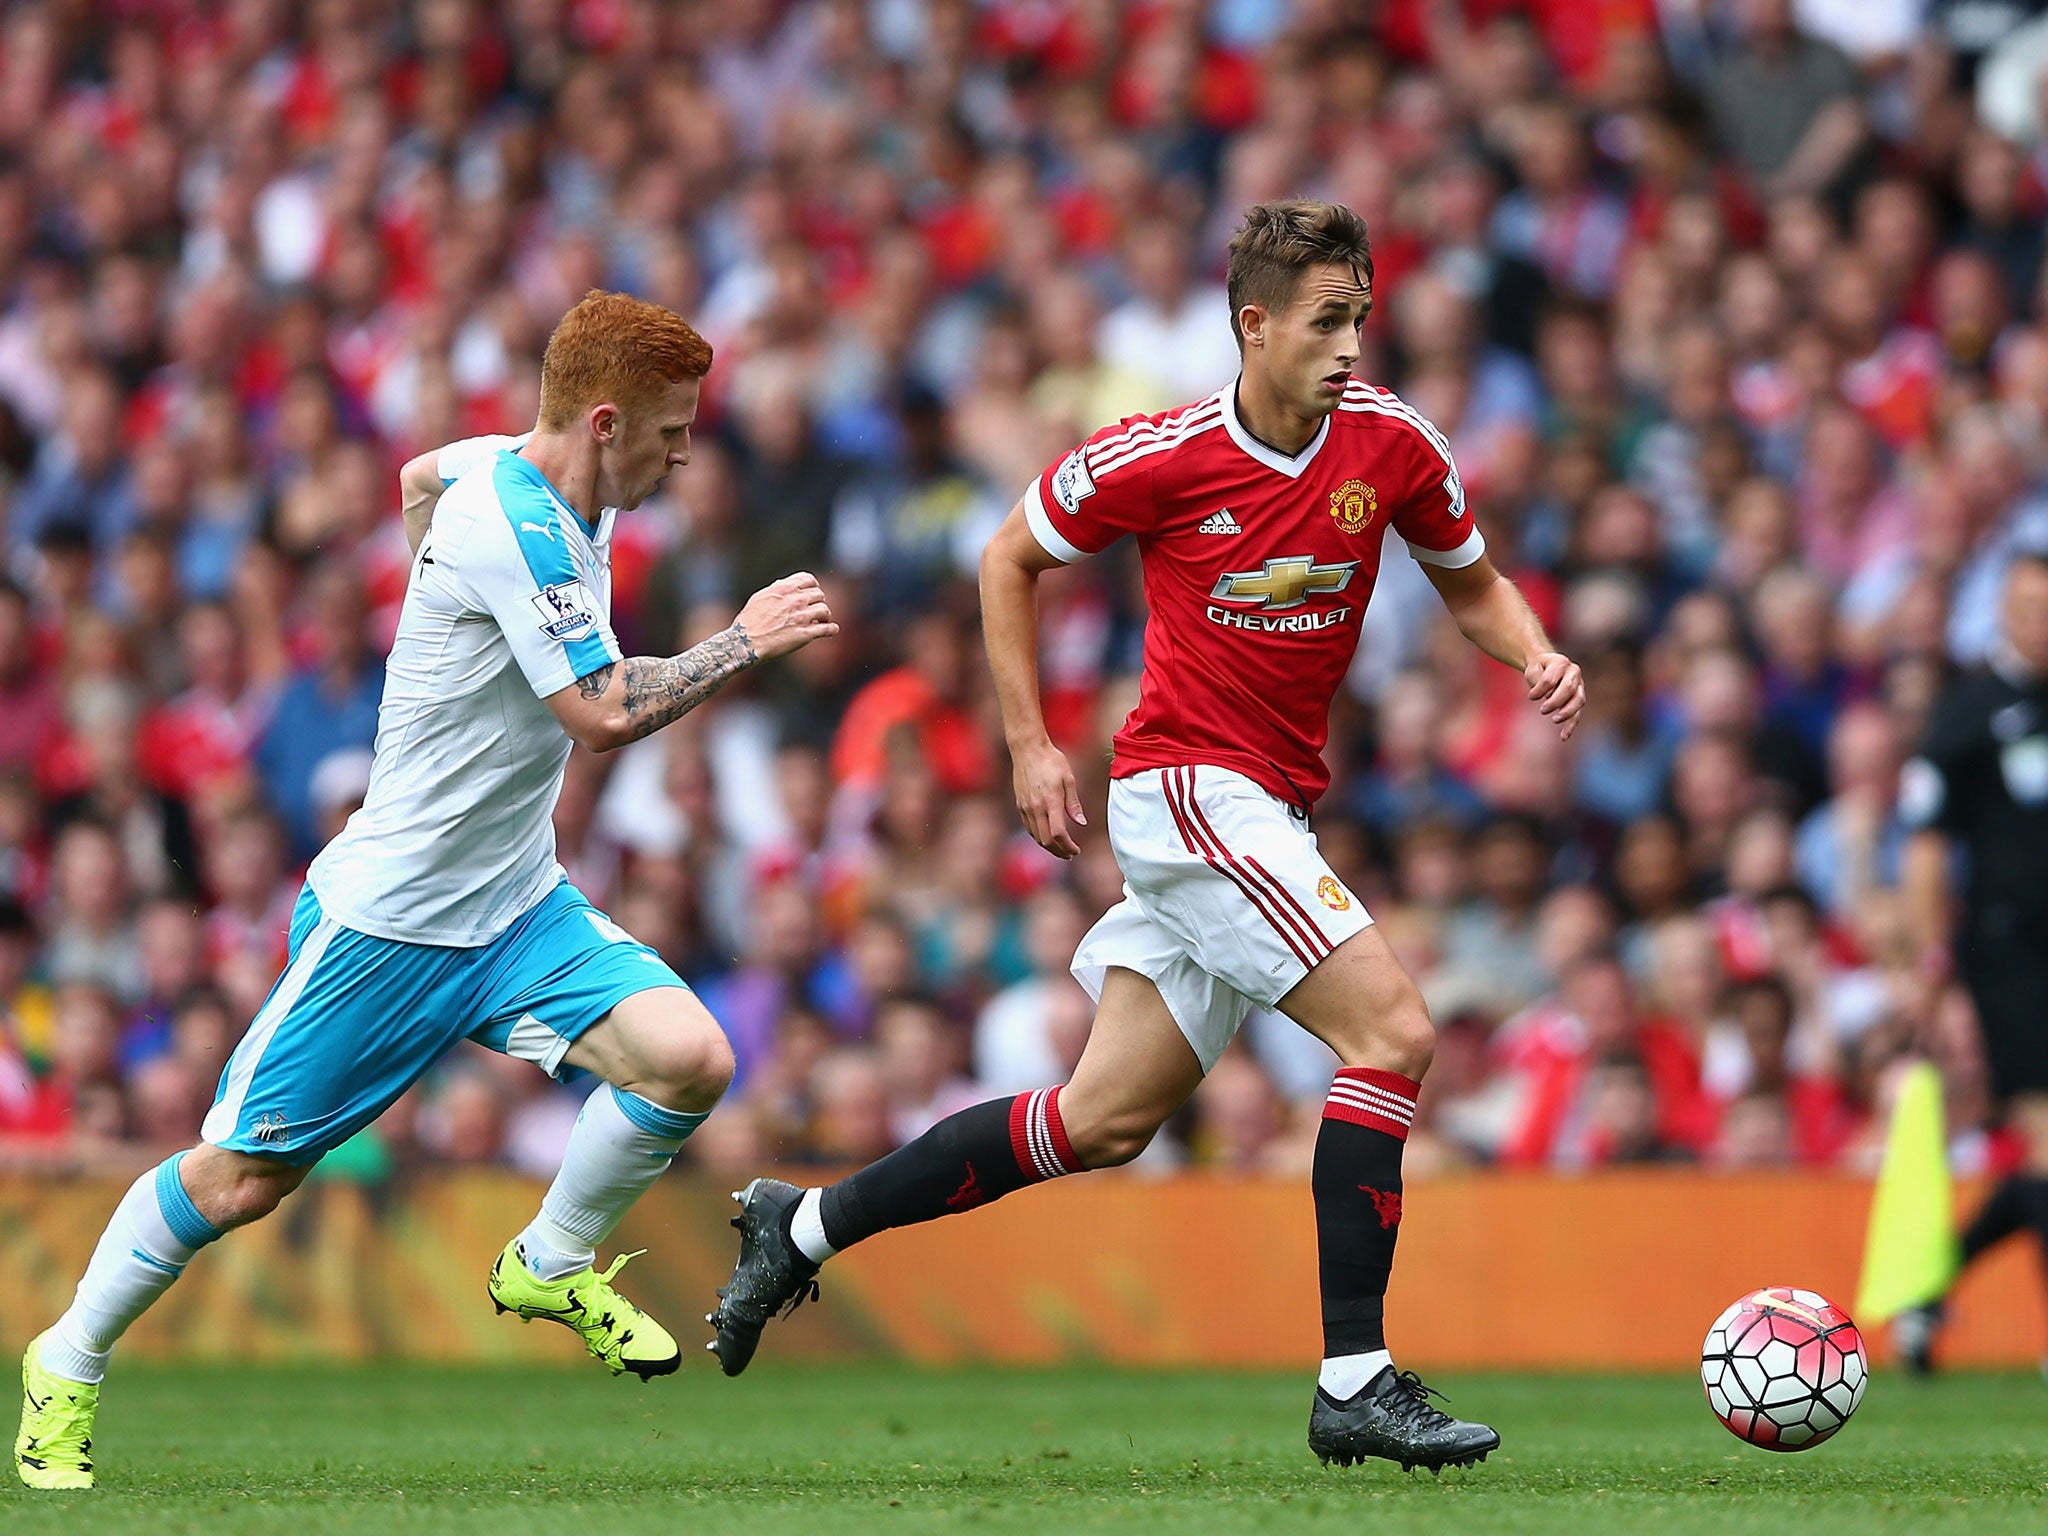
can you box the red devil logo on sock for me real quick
[946,1162,987,1212]
[1358,1185,1402,1229]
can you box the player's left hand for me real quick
[1524,651,1585,741]
[735,572,839,661]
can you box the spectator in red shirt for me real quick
[1710,975,1858,1166]
[137,600,277,805]
[0,582,58,779]
[831,608,993,796]
[1499,953,1707,1166]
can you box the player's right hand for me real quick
[1012,737,1087,859]
[736,573,838,660]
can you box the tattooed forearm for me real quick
[576,662,615,700]
[617,623,759,742]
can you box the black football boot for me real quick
[705,1178,821,1376]
[1307,1366,1500,1473]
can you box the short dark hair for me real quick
[1725,974,1794,1019]
[1225,199,1374,349]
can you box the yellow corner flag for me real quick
[1857,1060,1960,1322]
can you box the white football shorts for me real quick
[1070,764,1375,1071]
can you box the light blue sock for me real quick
[517,1087,708,1280]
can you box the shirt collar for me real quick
[1221,379,1329,479]
[502,449,612,546]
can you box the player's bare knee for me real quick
[628,1021,735,1111]
[1383,1001,1436,1080]
[226,1175,289,1225]
[199,1153,305,1228]
[1328,996,1434,1081]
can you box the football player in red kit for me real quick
[710,200,1585,1472]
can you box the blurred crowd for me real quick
[1,0,2046,1183]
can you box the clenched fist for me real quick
[736,572,838,660]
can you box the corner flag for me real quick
[1856,1060,1959,1322]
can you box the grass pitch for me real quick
[2,1363,2041,1535]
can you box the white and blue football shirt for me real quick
[307,436,623,946]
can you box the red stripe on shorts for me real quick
[1179,768,1331,964]
[1164,767,1318,970]
[1242,851,1335,959]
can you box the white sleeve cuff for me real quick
[1022,479,1089,564]
[1406,526,1486,569]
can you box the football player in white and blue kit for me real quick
[16,292,837,1490]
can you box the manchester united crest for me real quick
[1317,875,1353,911]
[1328,478,1377,535]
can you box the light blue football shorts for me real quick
[200,879,689,1165]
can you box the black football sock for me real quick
[1314,1067,1420,1391]
[817,1087,1082,1252]
[1957,1174,2040,1268]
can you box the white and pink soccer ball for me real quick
[1700,1286,1868,1451]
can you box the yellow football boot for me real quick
[16,1332,96,1490]
[487,1241,680,1380]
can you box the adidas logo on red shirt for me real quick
[1197,508,1242,534]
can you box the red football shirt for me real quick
[1025,380,1482,806]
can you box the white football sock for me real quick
[517,1086,707,1281]
[789,1186,835,1263]
[1319,1349,1394,1400]
[47,1154,223,1384]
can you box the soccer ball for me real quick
[1700,1286,1867,1451]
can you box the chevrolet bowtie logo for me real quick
[1209,556,1359,611]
